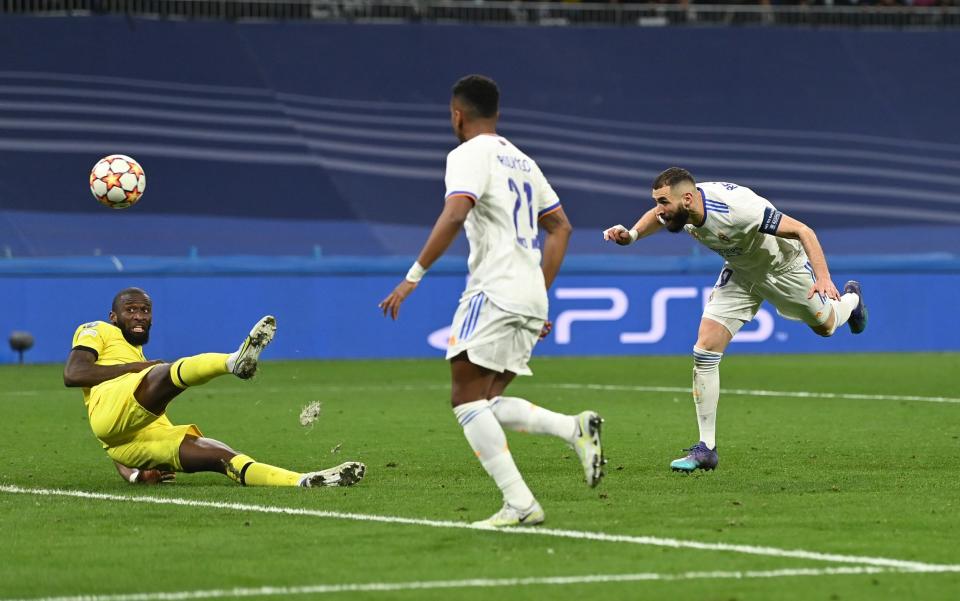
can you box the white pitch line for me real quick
[260,382,959,405]
[3,383,956,404]
[2,485,957,573]
[0,566,913,601]
[542,383,960,404]
[234,382,960,405]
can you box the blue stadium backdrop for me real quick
[0,17,958,362]
[1,266,957,363]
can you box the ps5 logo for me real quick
[427,286,774,350]
[554,286,773,344]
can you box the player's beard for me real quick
[664,206,689,233]
[121,324,150,346]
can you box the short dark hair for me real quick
[652,167,696,190]
[452,74,499,119]
[112,287,149,313]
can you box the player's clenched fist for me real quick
[602,224,637,246]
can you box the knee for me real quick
[698,315,740,350]
[179,436,236,473]
[695,338,724,353]
[450,384,479,407]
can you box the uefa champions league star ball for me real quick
[89,155,146,209]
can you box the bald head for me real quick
[112,287,150,313]
[110,287,153,346]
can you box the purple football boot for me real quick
[670,441,718,472]
[843,280,868,334]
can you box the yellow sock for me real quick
[225,454,302,487]
[169,353,229,389]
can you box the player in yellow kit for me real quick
[63,287,365,488]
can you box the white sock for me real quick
[489,396,578,443]
[693,346,722,450]
[225,349,240,372]
[828,293,860,332]
[453,400,535,509]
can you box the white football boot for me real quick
[472,500,545,528]
[298,462,366,487]
[227,315,277,379]
[572,411,606,487]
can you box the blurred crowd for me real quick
[565,0,959,6]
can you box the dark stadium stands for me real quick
[1,17,958,258]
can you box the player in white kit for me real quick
[603,167,867,472]
[380,75,605,527]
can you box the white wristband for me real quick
[627,228,639,242]
[128,469,140,484]
[405,261,427,283]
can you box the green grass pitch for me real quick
[1,353,959,600]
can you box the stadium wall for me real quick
[2,18,958,362]
[1,17,959,258]
[2,257,957,364]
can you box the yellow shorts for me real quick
[87,365,201,471]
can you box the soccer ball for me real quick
[89,155,146,209]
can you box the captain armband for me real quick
[759,207,783,235]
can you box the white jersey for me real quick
[683,182,804,280]
[444,134,561,319]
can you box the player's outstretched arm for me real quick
[63,349,162,388]
[539,206,572,290]
[379,196,474,320]
[602,207,662,245]
[772,214,840,301]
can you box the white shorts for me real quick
[703,259,832,336]
[444,291,544,376]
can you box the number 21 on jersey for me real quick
[509,178,538,249]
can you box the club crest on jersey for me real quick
[718,232,731,242]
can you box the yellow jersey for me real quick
[71,321,146,405]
